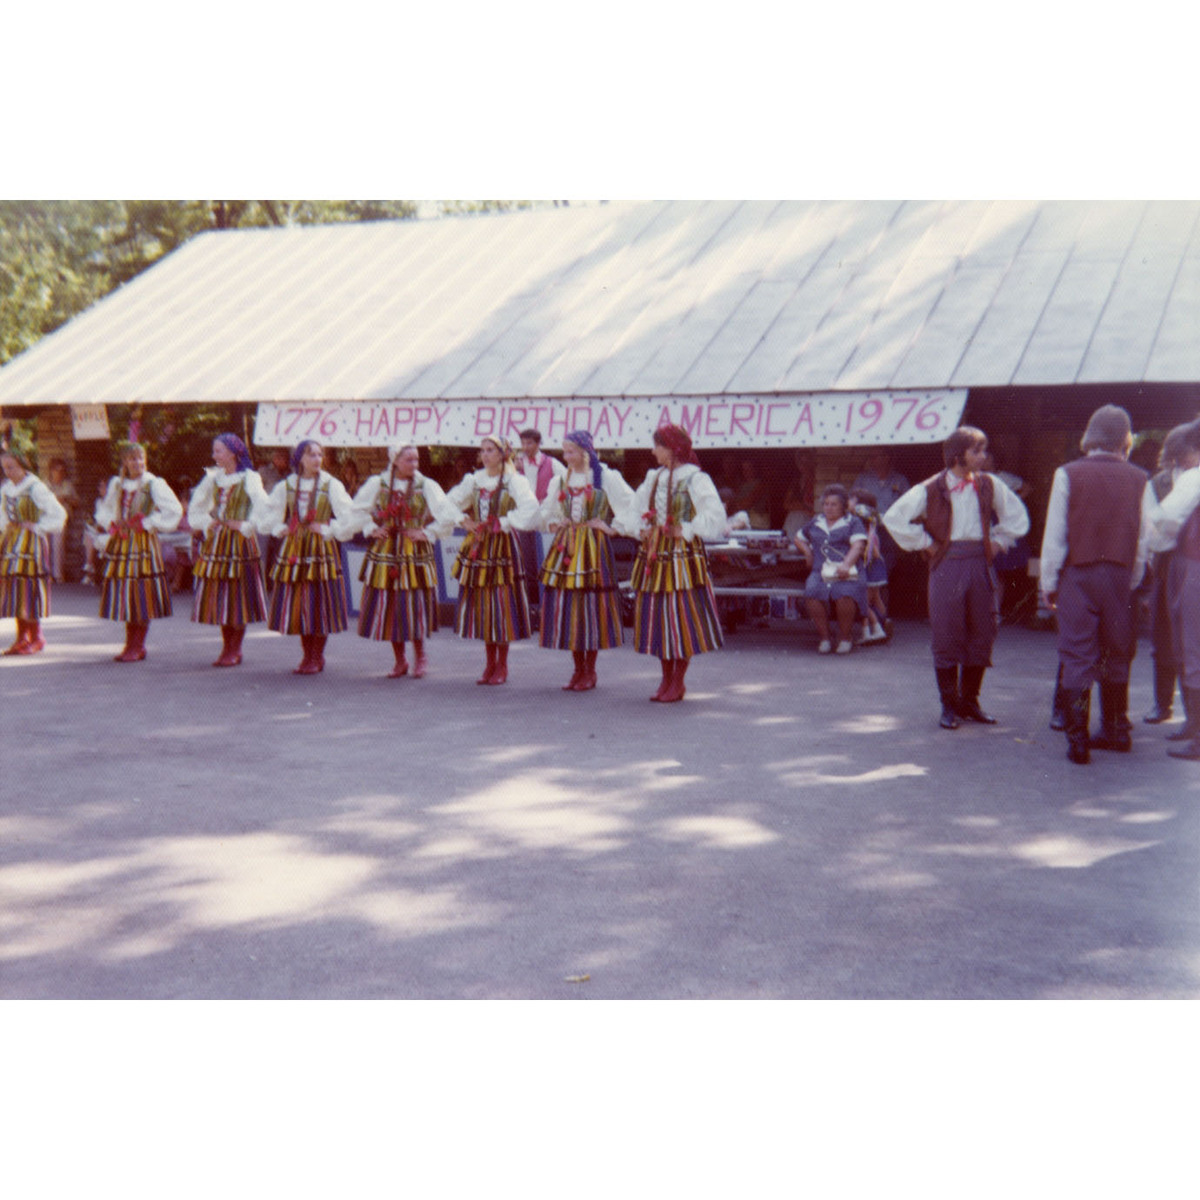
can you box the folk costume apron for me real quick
[100,479,173,623]
[630,467,723,659]
[268,476,349,636]
[0,487,52,620]
[451,476,532,643]
[357,471,440,642]
[191,475,267,627]
[538,478,623,651]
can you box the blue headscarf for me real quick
[216,432,254,472]
[564,429,603,489]
[290,440,320,474]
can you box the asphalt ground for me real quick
[2,583,1198,999]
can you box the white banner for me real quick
[70,404,111,441]
[254,391,967,450]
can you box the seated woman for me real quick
[794,483,869,654]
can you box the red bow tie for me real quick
[950,476,976,494]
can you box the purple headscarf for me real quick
[290,440,320,474]
[216,432,254,472]
[564,429,603,489]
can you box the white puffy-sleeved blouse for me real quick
[0,474,68,535]
[441,468,540,535]
[537,465,636,531]
[347,470,460,541]
[622,463,727,542]
[257,471,356,540]
[187,468,270,537]
[95,473,183,546]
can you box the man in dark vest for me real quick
[1039,405,1150,764]
[884,426,1030,730]
[1148,418,1200,760]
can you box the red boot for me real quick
[411,639,428,678]
[3,620,30,655]
[659,658,689,703]
[574,649,597,691]
[650,657,673,701]
[563,650,585,691]
[294,634,319,675]
[312,635,327,672]
[388,641,409,678]
[477,642,498,685]
[16,620,45,654]
[115,623,148,663]
[487,643,509,686]
[213,625,243,667]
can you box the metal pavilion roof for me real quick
[1,198,1199,408]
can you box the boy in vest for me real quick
[1147,418,1200,760]
[1040,405,1151,764]
[884,426,1029,729]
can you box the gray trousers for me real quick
[1055,561,1137,690]
[928,542,998,669]
[1168,555,1200,690]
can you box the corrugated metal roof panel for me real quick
[2,198,1199,408]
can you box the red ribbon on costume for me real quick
[950,476,976,494]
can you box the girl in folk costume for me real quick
[0,450,67,655]
[350,442,458,679]
[445,435,539,685]
[626,424,727,703]
[259,440,355,675]
[96,442,183,663]
[537,430,635,691]
[188,433,269,667]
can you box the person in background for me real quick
[848,489,891,643]
[536,430,635,691]
[795,484,868,655]
[339,457,361,498]
[445,435,540,685]
[0,449,67,655]
[348,442,458,679]
[625,424,726,703]
[96,442,183,663]
[1146,418,1200,760]
[515,429,567,615]
[259,440,356,675]
[81,477,110,586]
[731,458,771,529]
[852,447,909,571]
[884,426,1029,730]
[188,433,269,668]
[259,447,290,492]
[1142,425,1190,726]
[45,458,79,583]
[1039,405,1151,765]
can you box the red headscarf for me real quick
[654,424,700,467]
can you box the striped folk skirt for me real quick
[191,526,267,627]
[629,533,723,659]
[0,528,51,620]
[100,529,173,623]
[452,528,531,643]
[267,528,348,636]
[538,525,623,651]
[357,533,439,642]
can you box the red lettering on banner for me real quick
[730,403,755,437]
[355,407,377,440]
[613,405,633,437]
[656,406,674,429]
[431,406,447,434]
[593,407,612,438]
[503,407,529,439]
[705,404,729,436]
[572,406,592,433]
[546,407,570,439]
[791,403,814,436]
[474,407,496,437]
[766,404,790,436]
[678,405,703,436]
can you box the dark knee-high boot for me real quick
[1091,681,1132,751]
[1049,663,1067,731]
[563,650,585,691]
[660,657,688,703]
[958,665,997,724]
[312,635,327,672]
[412,639,428,678]
[294,635,317,674]
[1062,687,1092,764]
[116,622,147,663]
[1145,662,1177,723]
[936,666,960,729]
[214,624,243,667]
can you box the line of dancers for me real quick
[0,425,726,702]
